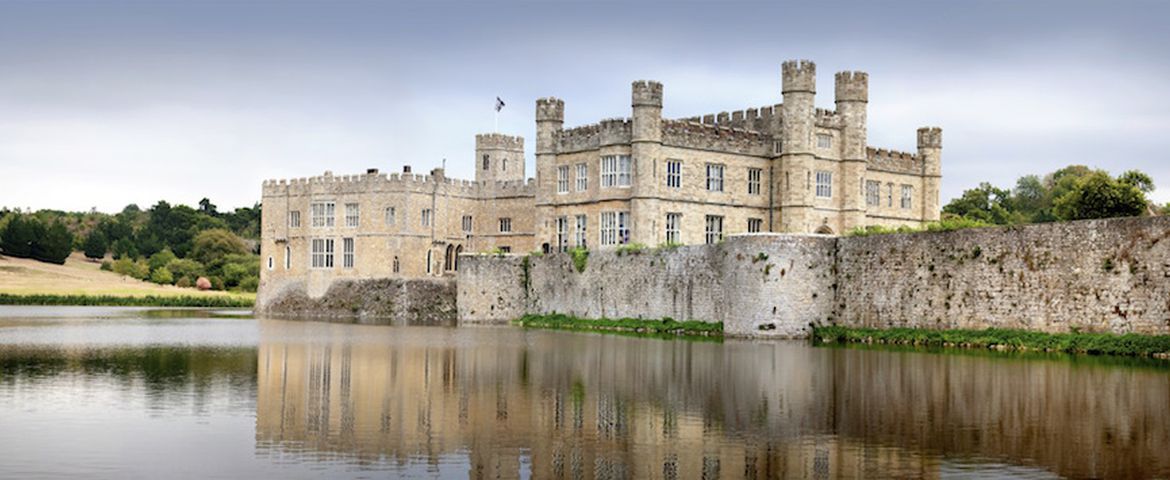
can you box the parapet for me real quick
[558,118,633,153]
[632,80,663,108]
[536,97,565,123]
[834,71,868,103]
[782,60,816,94]
[866,147,922,175]
[815,108,840,129]
[917,127,943,149]
[661,119,772,156]
[677,104,781,135]
[475,133,524,152]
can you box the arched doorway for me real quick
[815,225,834,235]
[444,244,455,272]
[454,245,463,271]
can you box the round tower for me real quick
[474,133,525,184]
[631,80,664,245]
[917,127,943,222]
[534,97,565,250]
[836,71,869,231]
[778,60,817,232]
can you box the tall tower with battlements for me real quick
[835,71,868,231]
[475,133,525,184]
[630,80,664,245]
[778,60,817,233]
[918,127,943,222]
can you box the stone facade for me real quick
[258,59,941,311]
[460,216,1170,338]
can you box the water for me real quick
[0,307,1167,479]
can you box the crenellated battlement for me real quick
[475,133,524,151]
[536,97,565,122]
[917,127,943,149]
[866,147,922,174]
[815,108,840,129]
[261,168,540,199]
[782,59,816,94]
[631,80,663,107]
[834,71,869,103]
[677,104,780,133]
[557,118,633,152]
[661,119,772,156]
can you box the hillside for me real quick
[0,252,254,301]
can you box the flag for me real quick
[495,97,505,112]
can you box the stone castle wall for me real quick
[459,216,1170,338]
[257,276,457,324]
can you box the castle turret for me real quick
[778,60,817,232]
[534,97,564,251]
[475,133,525,184]
[630,80,663,245]
[836,71,868,231]
[917,127,942,221]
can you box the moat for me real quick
[1,307,1167,479]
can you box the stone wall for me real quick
[458,234,837,338]
[257,277,457,325]
[835,216,1170,334]
[458,216,1170,338]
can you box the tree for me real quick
[0,215,35,257]
[1052,171,1148,221]
[83,230,108,260]
[148,248,177,273]
[149,267,174,285]
[33,221,74,264]
[942,182,1021,225]
[165,258,205,284]
[198,198,218,216]
[111,237,139,260]
[190,228,248,268]
[1119,170,1155,194]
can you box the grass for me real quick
[813,325,1170,358]
[513,313,723,338]
[0,293,253,308]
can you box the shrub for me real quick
[99,260,113,271]
[149,267,174,285]
[175,277,193,288]
[148,248,177,273]
[615,243,647,256]
[569,247,589,273]
[237,275,259,292]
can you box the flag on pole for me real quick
[495,97,505,112]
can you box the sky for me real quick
[1,0,1169,213]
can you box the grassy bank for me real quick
[813,325,1170,358]
[0,293,254,308]
[513,313,723,338]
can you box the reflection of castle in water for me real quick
[255,320,1170,479]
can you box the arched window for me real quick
[284,246,291,269]
[393,256,400,273]
[267,256,273,270]
[454,245,463,271]
[426,250,432,274]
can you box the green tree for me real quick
[148,248,178,273]
[190,228,248,268]
[32,220,73,264]
[111,237,139,260]
[1052,171,1148,221]
[149,267,175,285]
[165,258,205,284]
[1118,170,1155,194]
[942,182,1021,225]
[83,230,109,260]
[0,215,35,258]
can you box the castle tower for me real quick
[777,60,817,233]
[917,127,943,221]
[630,80,663,245]
[474,133,525,184]
[836,71,868,231]
[534,97,564,250]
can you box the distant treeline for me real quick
[0,293,254,308]
[0,198,262,292]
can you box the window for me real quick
[345,203,359,227]
[706,163,724,192]
[665,213,681,244]
[557,165,569,194]
[601,155,631,187]
[815,171,832,198]
[499,217,512,233]
[284,246,291,269]
[600,211,630,246]
[705,215,724,244]
[342,238,354,268]
[576,163,588,191]
[499,246,512,253]
[748,218,763,233]
[311,202,335,227]
[482,154,489,170]
[865,180,881,206]
[392,256,399,273]
[901,185,913,209]
[666,160,681,189]
[817,134,832,149]
[267,256,273,270]
[311,238,334,269]
[421,208,432,227]
[887,183,894,207]
[288,210,300,228]
[748,168,761,195]
[426,250,432,274]
[503,159,507,171]
[384,207,396,226]
[575,214,587,248]
[556,217,569,252]
[462,215,473,232]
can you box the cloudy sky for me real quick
[1,1,1168,212]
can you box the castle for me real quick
[258,60,941,297]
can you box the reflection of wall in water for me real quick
[254,321,941,479]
